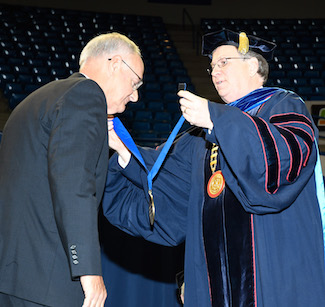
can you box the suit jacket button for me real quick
[73,260,79,265]
[70,244,76,250]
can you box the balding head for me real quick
[79,32,141,69]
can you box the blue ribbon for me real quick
[147,116,185,190]
[112,86,282,225]
[112,117,148,171]
[113,87,282,193]
[113,116,185,191]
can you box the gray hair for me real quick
[79,32,141,68]
[243,50,269,84]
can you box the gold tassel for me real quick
[238,32,249,55]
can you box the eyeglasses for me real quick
[108,58,143,91]
[207,57,248,75]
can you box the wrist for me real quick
[118,151,131,168]
[207,120,213,130]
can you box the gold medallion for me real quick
[148,190,155,226]
[207,170,225,198]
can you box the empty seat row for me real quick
[0,3,195,147]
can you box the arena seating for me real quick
[0,3,193,146]
[1,4,325,147]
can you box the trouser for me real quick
[0,292,48,307]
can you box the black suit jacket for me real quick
[0,73,109,306]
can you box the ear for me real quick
[248,57,259,77]
[108,55,123,73]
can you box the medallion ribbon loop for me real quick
[113,115,185,226]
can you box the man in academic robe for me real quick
[103,30,325,307]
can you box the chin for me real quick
[219,94,232,104]
[108,105,126,115]
[117,106,127,114]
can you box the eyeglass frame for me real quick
[207,56,249,75]
[108,58,143,91]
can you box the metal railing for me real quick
[182,8,201,55]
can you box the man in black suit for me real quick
[0,32,144,307]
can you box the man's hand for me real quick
[107,117,131,166]
[80,275,107,307]
[178,90,213,130]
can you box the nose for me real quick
[130,89,139,102]
[211,66,221,77]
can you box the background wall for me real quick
[1,0,323,25]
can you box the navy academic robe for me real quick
[99,213,184,307]
[103,89,325,306]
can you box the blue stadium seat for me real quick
[145,82,160,92]
[162,83,177,92]
[16,74,33,84]
[169,60,184,69]
[135,110,153,121]
[309,63,323,70]
[315,87,325,95]
[296,86,314,99]
[159,75,174,83]
[274,78,292,90]
[154,67,169,75]
[172,68,188,77]
[33,67,49,75]
[293,78,308,86]
[127,102,145,112]
[175,76,192,84]
[25,84,41,94]
[0,73,15,89]
[143,73,156,83]
[287,70,303,78]
[153,59,168,68]
[46,60,63,68]
[315,49,325,56]
[0,64,12,74]
[132,121,151,132]
[9,93,28,109]
[136,131,158,139]
[147,101,164,111]
[51,68,68,79]
[144,91,162,101]
[8,58,24,66]
[304,70,320,78]
[153,122,171,133]
[35,75,53,85]
[166,102,180,113]
[304,55,319,62]
[4,83,24,97]
[310,78,324,86]
[14,66,31,75]
[164,92,178,103]
[155,111,172,122]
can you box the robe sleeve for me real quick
[205,90,318,214]
[103,131,195,246]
